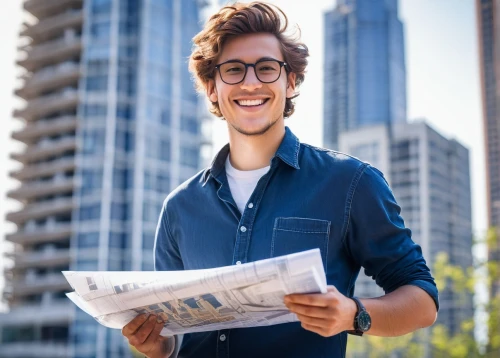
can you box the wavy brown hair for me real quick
[189,2,309,118]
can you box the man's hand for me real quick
[284,285,357,337]
[122,314,174,358]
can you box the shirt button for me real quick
[219,334,226,341]
[240,226,247,232]
[248,203,254,208]
[236,261,241,265]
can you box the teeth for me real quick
[237,99,265,106]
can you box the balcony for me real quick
[10,272,70,296]
[10,136,77,164]
[5,223,72,245]
[13,89,79,121]
[0,342,70,358]
[24,0,83,19]
[17,36,82,72]
[16,62,80,100]
[21,10,84,44]
[7,249,71,270]
[10,157,75,181]
[0,300,74,326]
[12,116,78,143]
[6,197,74,225]
[7,176,74,201]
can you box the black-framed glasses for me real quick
[214,59,287,85]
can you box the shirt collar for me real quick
[202,126,301,185]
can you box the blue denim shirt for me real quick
[154,127,439,358]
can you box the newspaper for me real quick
[63,249,327,336]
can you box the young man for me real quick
[122,2,439,357]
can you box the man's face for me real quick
[207,33,296,137]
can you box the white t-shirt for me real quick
[225,155,270,214]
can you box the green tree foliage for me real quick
[347,229,500,358]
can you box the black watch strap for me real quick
[347,296,369,336]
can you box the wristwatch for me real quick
[349,296,371,336]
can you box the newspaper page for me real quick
[63,249,327,336]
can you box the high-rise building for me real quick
[340,121,474,350]
[476,0,500,297]
[323,0,406,150]
[0,1,208,357]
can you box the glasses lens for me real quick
[219,62,246,84]
[255,60,282,83]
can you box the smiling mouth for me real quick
[234,99,269,107]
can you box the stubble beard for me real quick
[227,112,283,137]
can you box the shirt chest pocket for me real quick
[271,217,331,271]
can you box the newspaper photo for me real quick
[63,249,327,336]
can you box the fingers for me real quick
[285,286,341,307]
[124,314,158,347]
[295,313,329,327]
[122,313,149,337]
[140,318,166,351]
[285,302,329,318]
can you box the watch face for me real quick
[357,311,371,332]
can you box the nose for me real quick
[240,66,262,91]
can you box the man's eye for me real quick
[258,66,276,71]
[225,67,243,73]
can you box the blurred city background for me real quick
[0,0,497,357]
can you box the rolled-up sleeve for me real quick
[343,164,439,310]
[153,199,184,272]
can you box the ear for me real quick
[286,72,297,98]
[207,79,218,103]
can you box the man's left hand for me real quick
[284,285,357,337]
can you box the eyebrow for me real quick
[223,56,282,63]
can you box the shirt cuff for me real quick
[406,280,440,311]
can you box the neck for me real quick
[227,122,285,171]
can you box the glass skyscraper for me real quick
[477,0,500,298]
[323,0,406,150]
[0,1,208,357]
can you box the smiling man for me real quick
[122,2,439,358]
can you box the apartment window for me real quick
[116,104,135,119]
[92,0,111,14]
[81,169,103,194]
[87,59,109,75]
[157,173,170,193]
[91,22,110,39]
[143,232,155,250]
[77,232,99,248]
[82,104,107,117]
[145,138,158,159]
[75,258,98,271]
[86,75,108,91]
[82,129,105,154]
[181,116,200,135]
[41,325,68,343]
[108,256,123,271]
[72,321,97,344]
[79,205,101,221]
[111,202,127,220]
[1,326,35,343]
[115,129,134,152]
[109,232,127,249]
[159,139,170,161]
[180,146,199,168]
[117,72,137,94]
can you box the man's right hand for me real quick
[122,314,174,358]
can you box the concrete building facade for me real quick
[0,1,208,357]
[340,121,474,340]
